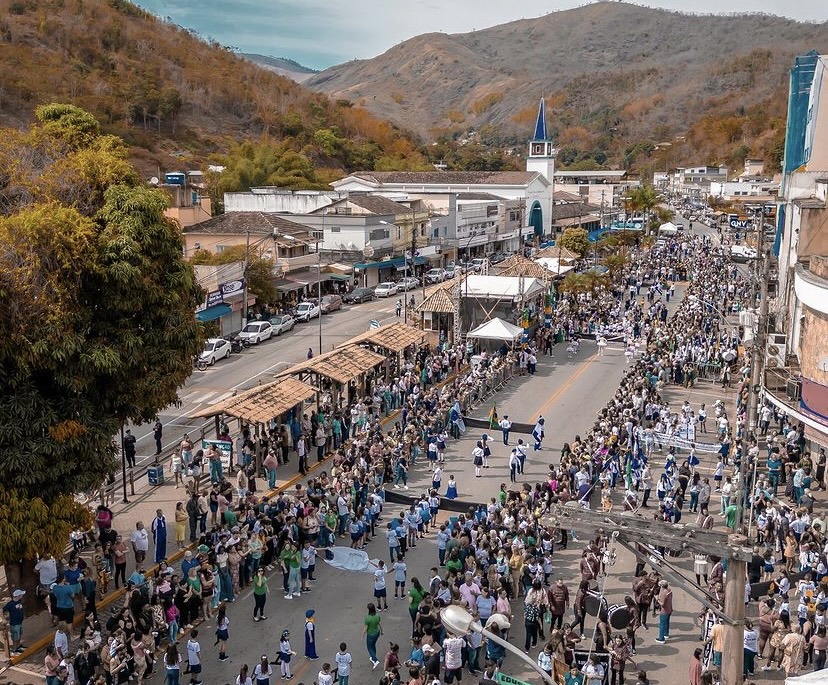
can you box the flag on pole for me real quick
[488,404,498,428]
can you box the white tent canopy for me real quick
[534,257,576,276]
[467,317,524,342]
[658,221,678,235]
[463,275,546,300]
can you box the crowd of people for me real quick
[8,228,827,685]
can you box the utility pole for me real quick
[405,216,417,323]
[242,229,250,324]
[740,207,769,527]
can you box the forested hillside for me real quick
[0,0,425,179]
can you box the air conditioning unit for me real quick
[765,333,787,368]
[786,378,802,401]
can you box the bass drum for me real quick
[584,592,608,619]
[607,603,631,630]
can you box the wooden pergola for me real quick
[497,254,556,281]
[190,377,318,467]
[535,245,578,262]
[191,377,317,424]
[340,322,427,380]
[276,345,386,409]
[343,321,426,354]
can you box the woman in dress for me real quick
[304,609,318,660]
[215,604,230,662]
[174,503,188,550]
[445,475,458,500]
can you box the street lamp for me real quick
[440,605,555,685]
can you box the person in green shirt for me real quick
[407,578,426,626]
[444,549,463,575]
[363,603,382,668]
[725,502,739,532]
[252,567,268,621]
[224,508,238,528]
[280,542,301,599]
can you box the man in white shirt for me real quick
[130,522,149,564]
[499,416,512,445]
[372,560,389,611]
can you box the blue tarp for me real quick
[195,304,232,322]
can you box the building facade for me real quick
[769,51,828,448]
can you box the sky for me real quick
[135,0,828,70]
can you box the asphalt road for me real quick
[128,295,410,465]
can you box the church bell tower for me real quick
[525,98,557,183]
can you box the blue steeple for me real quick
[532,98,548,141]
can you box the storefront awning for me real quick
[354,256,427,270]
[329,274,352,282]
[195,304,232,322]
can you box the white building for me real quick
[224,188,344,214]
[553,170,637,208]
[709,178,779,202]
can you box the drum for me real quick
[607,603,631,630]
[584,592,608,619]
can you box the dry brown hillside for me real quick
[308,2,828,171]
[0,0,424,177]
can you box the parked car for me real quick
[396,276,420,291]
[471,257,487,272]
[730,245,757,263]
[320,294,343,314]
[443,268,457,280]
[425,268,445,284]
[238,321,273,345]
[489,252,508,264]
[199,337,231,365]
[269,314,296,335]
[374,281,399,298]
[343,287,375,304]
[295,301,321,321]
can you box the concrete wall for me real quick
[224,190,343,214]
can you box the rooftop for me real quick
[322,194,414,216]
[554,170,627,179]
[184,212,315,243]
[335,171,543,187]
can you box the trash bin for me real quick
[147,465,165,486]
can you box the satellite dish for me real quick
[767,345,779,356]
[150,177,159,185]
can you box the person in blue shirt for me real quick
[50,578,77,625]
[128,567,146,588]
[2,589,26,653]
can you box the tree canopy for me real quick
[0,104,203,521]
[191,245,278,305]
[557,227,591,257]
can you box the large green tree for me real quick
[0,105,203,607]
[558,227,591,258]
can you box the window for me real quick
[329,227,341,233]
[369,228,389,242]
[216,245,229,253]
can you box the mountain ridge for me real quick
[307,2,828,171]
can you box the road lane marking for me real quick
[529,353,598,420]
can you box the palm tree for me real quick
[625,185,660,235]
